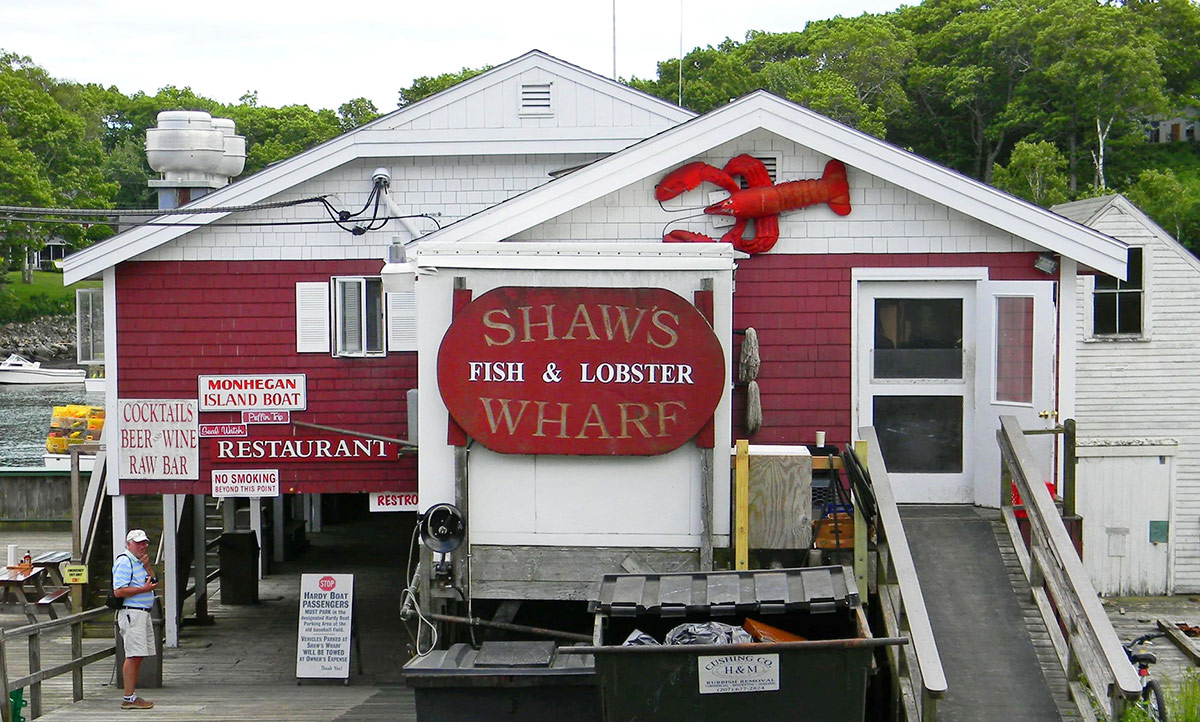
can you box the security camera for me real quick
[372,167,391,187]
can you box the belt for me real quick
[123,606,151,611]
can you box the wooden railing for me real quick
[997,415,1141,719]
[856,428,947,721]
[0,607,116,722]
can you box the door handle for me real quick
[1038,409,1059,420]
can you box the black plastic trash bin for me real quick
[404,640,598,722]
[579,566,905,722]
[218,531,259,605]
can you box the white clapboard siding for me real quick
[1066,197,1200,592]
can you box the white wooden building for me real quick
[1055,194,1200,594]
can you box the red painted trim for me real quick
[446,287,473,447]
[694,288,715,449]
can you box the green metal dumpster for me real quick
[577,566,905,722]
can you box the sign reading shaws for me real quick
[437,287,725,455]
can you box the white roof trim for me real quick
[62,50,694,285]
[1058,194,1200,277]
[423,92,1129,278]
[410,241,738,271]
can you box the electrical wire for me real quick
[400,522,438,656]
[0,213,442,230]
[0,196,333,217]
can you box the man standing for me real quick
[113,529,158,710]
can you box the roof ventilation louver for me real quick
[519,83,553,117]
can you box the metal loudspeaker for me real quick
[418,503,465,554]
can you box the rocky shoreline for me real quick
[0,316,77,361]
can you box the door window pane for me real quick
[995,296,1034,404]
[874,298,963,379]
[873,396,963,473]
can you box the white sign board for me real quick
[212,469,280,498]
[296,573,354,679]
[369,492,418,512]
[697,654,780,695]
[118,399,199,480]
[198,374,307,412]
[199,423,248,438]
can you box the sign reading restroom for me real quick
[437,287,725,455]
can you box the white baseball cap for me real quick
[126,529,149,543]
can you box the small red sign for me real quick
[242,410,291,425]
[199,424,248,438]
[318,576,337,591]
[437,287,725,456]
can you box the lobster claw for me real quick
[654,162,741,202]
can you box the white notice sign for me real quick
[296,574,354,679]
[118,399,199,480]
[697,654,780,695]
[212,469,280,498]
[368,492,418,512]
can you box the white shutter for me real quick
[295,282,331,353]
[387,291,417,352]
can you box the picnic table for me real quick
[0,566,70,622]
[31,551,71,587]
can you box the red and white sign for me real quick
[296,573,353,679]
[437,287,725,456]
[204,434,398,464]
[199,423,248,438]
[369,492,418,512]
[118,399,199,480]
[211,468,280,497]
[243,410,291,425]
[198,374,307,412]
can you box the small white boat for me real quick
[0,354,86,385]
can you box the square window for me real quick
[333,277,385,357]
[1092,247,1143,336]
[76,288,104,365]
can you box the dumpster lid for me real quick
[588,566,859,617]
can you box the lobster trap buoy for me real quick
[738,327,760,383]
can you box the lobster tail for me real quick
[822,159,852,216]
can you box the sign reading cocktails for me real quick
[437,287,724,455]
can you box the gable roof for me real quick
[1054,194,1200,276]
[420,91,1128,277]
[62,50,694,285]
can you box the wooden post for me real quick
[701,449,714,571]
[249,498,264,579]
[71,618,83,701]
[272,495,285,564]
[853,440,869,599]
[28,629,40,718]
[453,446,470,601]
[193,494,208,623]
[734,440,749,571]
[162,494,179,647]
[69,446,86,616]
[1063,418,1077,517]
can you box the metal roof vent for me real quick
[145,111,246,208]
[519,83,553,117]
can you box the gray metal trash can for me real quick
[114,597,164,689]
[582,567,904,722]
[218,531,259,605]
[404,640,598,722]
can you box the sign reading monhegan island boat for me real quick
[437,287,725,455]
[198,374,307,412]
[296,573,354,679]
[118,399,199,479]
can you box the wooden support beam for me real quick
[734,440,749,571]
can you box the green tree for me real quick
[1125,167,1197,243]
[398,66,491,107]
[337,97,381,132]
[991,139,1070,206]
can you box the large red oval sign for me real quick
[437,287,725,455]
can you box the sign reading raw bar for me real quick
[437,287,725,455]
[117,399,199,479]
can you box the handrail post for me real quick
[27,629,40,718]
[1062,419,1076,517]
[71,616,83,701]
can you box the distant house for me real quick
[1147,109,1197,143]
[1054,194,1200,595]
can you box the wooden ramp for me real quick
[900,505,1069,722]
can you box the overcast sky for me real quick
[3,0,907,112]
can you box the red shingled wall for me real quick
[729,251,1045,449]
[115,260,416,495]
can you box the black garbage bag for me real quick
[664,621,752,646]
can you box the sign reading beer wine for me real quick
[437,287,724,455]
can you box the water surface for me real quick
[0,384,103,467]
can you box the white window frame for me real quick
[333,276,386,358]
[295,279,416,355]
[1087,246,1148,340]
[76,287,104,365]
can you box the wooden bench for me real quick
[35,587,71,619]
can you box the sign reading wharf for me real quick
[437,287,725,455]
[296,573,354,679]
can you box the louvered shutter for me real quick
[387,291,417,352]
[295,282,331,353]
[519,83,553,116]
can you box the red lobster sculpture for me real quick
[655,155,851,254]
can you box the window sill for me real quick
[1083,334,1149,343]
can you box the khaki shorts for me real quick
[118,608,155,658]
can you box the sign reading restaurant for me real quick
[198,374,307,412]
[437,287,725,455]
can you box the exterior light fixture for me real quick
[1034,252,1059,275]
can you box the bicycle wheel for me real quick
[1142,679,1168,722]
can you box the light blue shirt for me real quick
[112,551,153,609]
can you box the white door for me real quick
[858,281,976,503]
[857,279,1057,504]
[1076,446,1174,596]
[973,281,1057,507]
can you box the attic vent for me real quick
[738,155,778,189]
[520,83,553,117]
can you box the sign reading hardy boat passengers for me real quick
[197,374,307,412]
[437,287,725,455]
